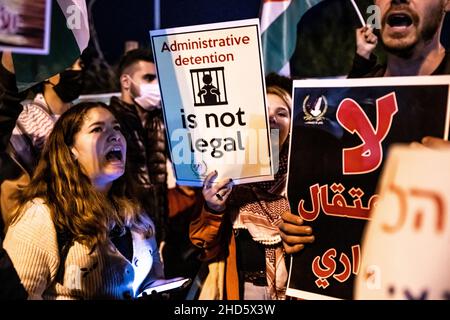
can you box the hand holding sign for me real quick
[278,212,315,254]
[202,171,233,212]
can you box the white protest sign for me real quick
[355,145,450,300]
[150,19,274,186]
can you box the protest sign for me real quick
[286,76,450,300]
[354,145,450,300]
[150,19,274,186]
[0,0,51,55]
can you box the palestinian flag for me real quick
[13,0,89,92]
[260,0,323,76]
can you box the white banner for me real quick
[150,19,274,186]
[355,145,450,300]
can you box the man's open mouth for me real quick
[387,13,413,28]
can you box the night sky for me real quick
[91,0,261,64]
[90,0,450,66]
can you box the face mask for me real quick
[52,70,84,103]
[127,75,161,110]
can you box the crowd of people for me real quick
[0,0,449,300]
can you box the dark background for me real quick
[90,0,261,64]
[86,0,450,85]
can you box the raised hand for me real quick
[355,26,378,60]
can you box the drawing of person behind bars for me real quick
[197,74,220,105]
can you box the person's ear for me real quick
[70,147,79,160]
[120,74,131,91]
[445,0,450,12]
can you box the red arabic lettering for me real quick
[333,253,351,283]
[337,92,398,175]
[312,248,337,288]
[298,183,378,221]
[312,245,361,289]
[298,184,320,221]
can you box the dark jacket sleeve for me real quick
[0,238,28,300]
[347,53,378,78]
[189,204,227,261]
[0,55,24,238]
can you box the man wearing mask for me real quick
[1,56,84,233]
[110,50,202,284]
[110,48,169,245]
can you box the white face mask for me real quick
[127,75,161,111]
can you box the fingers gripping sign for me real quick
[202,171,234,212]
[279,211,315,255]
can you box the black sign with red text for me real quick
[286,76,450,300]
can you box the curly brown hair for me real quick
[12,102,153,248]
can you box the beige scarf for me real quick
[233,194,289,300]
[229,144,290,300]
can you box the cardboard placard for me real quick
[150,19,274,186]
[286,76,450,299]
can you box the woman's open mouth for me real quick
[105,146,123,163]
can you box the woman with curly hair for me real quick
[3,102,164,299]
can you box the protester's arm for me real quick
[278,211,315,254]
[355,26,378,60]
[189,204,227,261]
[167,186,199,218]
[189,171,233,261]
[348,27,378,78]
[0,237,28,300]
[0,52,23,153]
[3,203,60,299]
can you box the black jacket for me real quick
[0,56,27,300]
[109,96,168,243]
[348,51,450,78]
[0,239,27,300]
[0,57,28,238]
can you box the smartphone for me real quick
[137,277,191,298]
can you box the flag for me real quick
[260,0,323,76]
[12,0,90,92]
